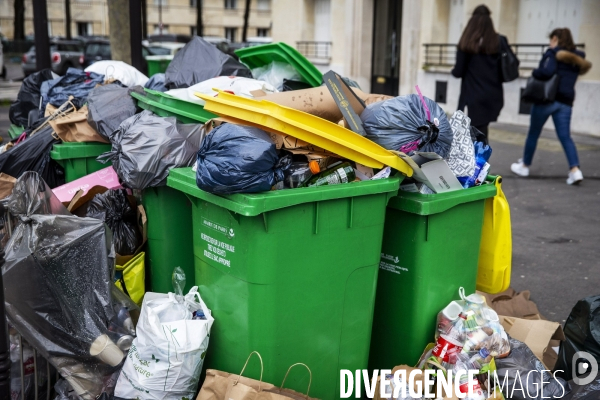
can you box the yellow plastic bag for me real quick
[115,251,145,305]
[477,176,512,294]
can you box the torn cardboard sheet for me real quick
[478,288,543,320]
[500,316,565,369]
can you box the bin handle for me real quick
[234,351,264,391]
[279,363,312,398]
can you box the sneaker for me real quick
[566,169,583,185]
[511,160,530,177]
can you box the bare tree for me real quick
[65,0,72,39]
[141,0,148,39]
[196,0,203,37]
[14,0,25,40]
[242,0,250,42]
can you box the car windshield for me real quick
[85,43,111,58]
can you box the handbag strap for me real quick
[234,351,264,391]
[279,363,313,399]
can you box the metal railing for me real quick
[296,41,332,60]
[423,43,585,70]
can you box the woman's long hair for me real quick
[458,5,499,54]
[550,28,576,51]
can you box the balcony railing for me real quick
[296,41,331,61]
[423,43,586,70]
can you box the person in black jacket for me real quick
[511,28,592,185]
[451,5,505,137]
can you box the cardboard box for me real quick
[52,166,123,203]
[400,182,436,194]
[322,70,367,136]
[397,152,463,193]
[478,288,543,320]
[500,316,565,369]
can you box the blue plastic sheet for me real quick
[40,68,104,111]
[144,73,168,92]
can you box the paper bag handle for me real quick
[234,351,264,391]
[279,363,312,398]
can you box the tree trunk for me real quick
[196,0,203,37]
[141,0,147,39]
[13,0,25,41]
[65,0,72,39]
[32,0,51,70]
[107,0,131,63]
[242,0,250,42]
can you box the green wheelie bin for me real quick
[369,178,497,370]
[167,167,401,400]
[50,142,112,182]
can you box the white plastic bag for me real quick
[114,287,214,400]
[85,60,149,87]
[165,76,277,105]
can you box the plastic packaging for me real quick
[98,110,206,190]
[2,172,138,400]
[495,338,568,400]
[165,36,252,89]
[0,125,65,188]
[83,189,142,256]
[452,357,487,400]
[166,76,277,105]
[562,378,599,400]
[460,142,493,188]
[9,69,57,128]
[85,60,149,87]
[304,162,355,187]
[40,67,105,111]
[447,111,476,177]
[283,161,320,188]
[195,124,286,194]
[87,83,139,141]
[360,94,454,158]
[251,61,302,91]
[114,269,215,400]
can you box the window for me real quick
[191,26,197,36]
[77,22,92,37]
[190,0,196,6]
[224,0,236,9]
[225,27,237,42]
[256,0,270,11]
[154,0,167,5]
[256,28,269,37]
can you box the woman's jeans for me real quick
[523,101,579,168]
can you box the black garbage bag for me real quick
[195,124,286,194]
[562,378,600,399]
[165,36,252,89]
[0,126,65,188]
[556,296,600,381]
[360,94,454,158]
[98,110,206,190]
[495,337,568,399]
[40,67,104,111]
[83,189,142,256]
[9,69,56,128]
[144,73,168,92]
[2,172,137,400]
[87,83,139,141]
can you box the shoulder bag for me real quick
[500,35,520,82]
[521,74,560,104]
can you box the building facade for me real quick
[271,0,600,136]
[0,0,272,43]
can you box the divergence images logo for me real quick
[573,351,598,385]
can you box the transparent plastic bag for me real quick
[252,61,302,91]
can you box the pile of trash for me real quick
[1,35,598,400]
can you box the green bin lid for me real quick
[167,167,401,217]
[8,124,25,140]
[235,42,323,88]
[130,88,217,124]
[388,176,498,216]
[50,142,112,160]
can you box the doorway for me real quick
[371,0,402,96]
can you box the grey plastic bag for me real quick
[360,94,454,158]
[495,337,568,399]
[98,110,206,190]
[87,83,139,141]
[165,36,252,89]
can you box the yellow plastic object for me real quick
[196,91,413,177]
[477,176,512,293]
[115,252,146,305]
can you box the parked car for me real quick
[21,40,83,76]
[81,39,171,75]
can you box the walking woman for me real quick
[511,28,591,185]
[451,5,506,138]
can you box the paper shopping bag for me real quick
[49,105,109,143]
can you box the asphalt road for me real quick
[0,83,598,324]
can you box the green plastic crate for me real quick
[142,186,195,294]
[145,55,174,77]
[167,167,401,399]
[235,42,323,88]
[50,142,112,183]
[8,124,25,140]
[369,179,498,370]
[130,88,217,124]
